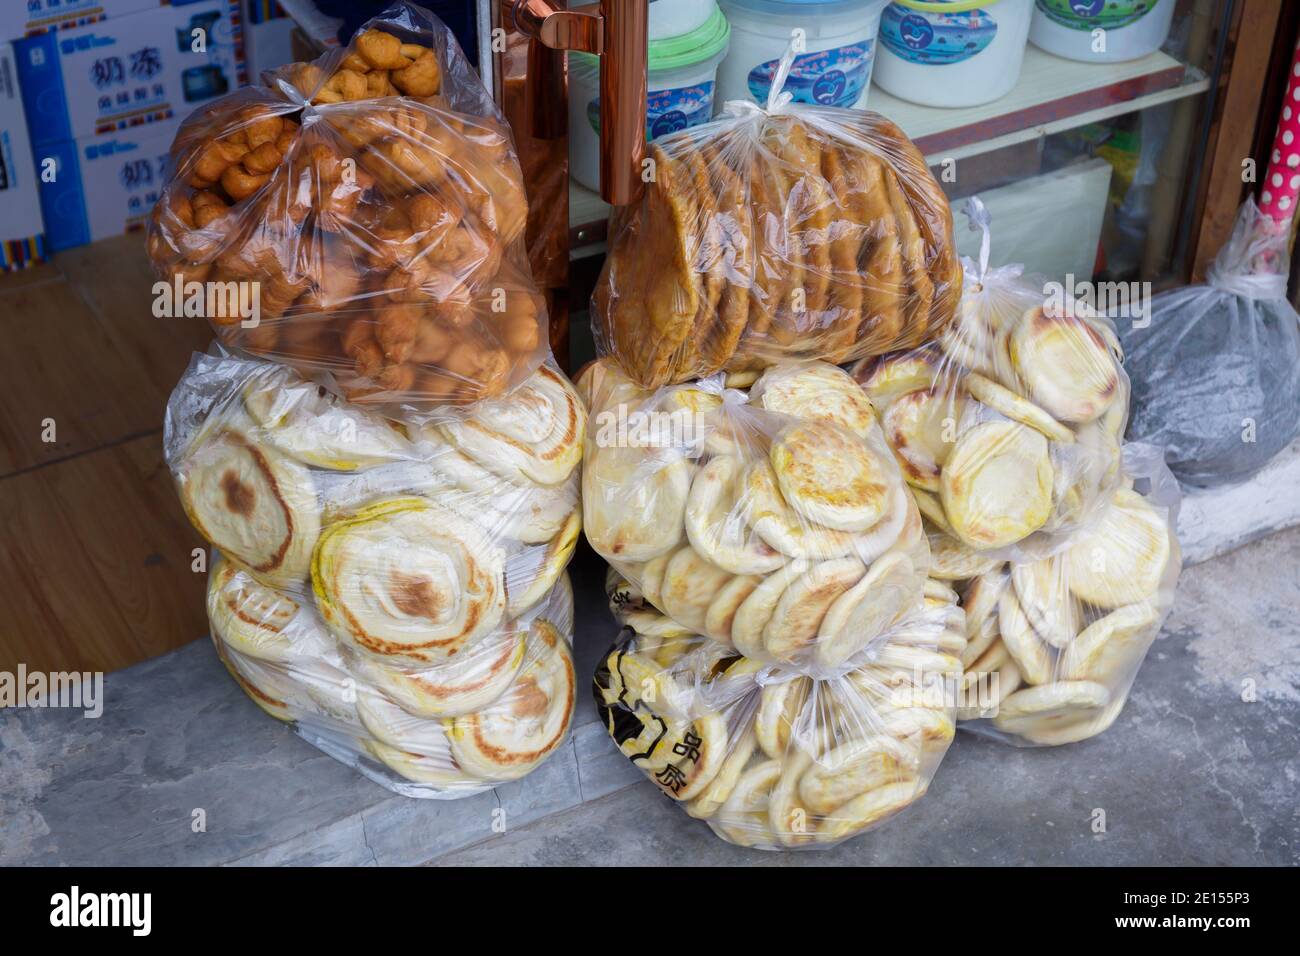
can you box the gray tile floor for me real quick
[3,530,1297,866]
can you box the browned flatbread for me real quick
[856,154,904,355]
[871,115,960,341]
[597,143,702,387]
[820,143,866,362]
[883,167,935,350]
[673,147,723,382]
[698,140,753,376]
[742,138,792,344]
[778,119,833,353]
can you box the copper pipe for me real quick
[500,0,646,206]
[599,0,647,206]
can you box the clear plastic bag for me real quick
[580,357,930,672]
[595,568,963,849]
[943,444,1181,746]
[213,557,576,796]
[1121,198,1300,488]
[147,3,545,413]
[852,209,1128,562]
[591,51,961,389]
[166,351,584,794]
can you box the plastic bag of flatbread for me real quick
[595,569,962,849]
[580,356,930,672]
[852,204,1128,563]
[1121,198,1300,488]
[147,2,545,414]
[165,351,583,794]
[212,556,576,796]
[591,47,961,389]
[939,444,1181,746]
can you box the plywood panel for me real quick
[0,433,206,673]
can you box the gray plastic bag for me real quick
[1121,198,1300,488]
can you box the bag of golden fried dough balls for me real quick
[579,357,931,672]
[595,568,962,849]
[165,351,584,795]
[942,443,1181,746]
[852,206,1130,563]
[147,3,545,414]
[591,51,961,389]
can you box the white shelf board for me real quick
[570,47,1208,246]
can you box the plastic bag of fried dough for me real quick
[592,49,961,389]
[852,205,1129,563]
[943,444,1181,746]
[580,357,930,672]
[147,3,544,414]
[165,351,583,794]
[595,568,963,849]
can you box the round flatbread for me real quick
[702,574,762,646]
[941,420,1054,550]
[730,561,809,659]
[448,619,574,781]
[771,420,894,532]
[180,422,320,589]
[1064,488,1171,608]
[312,497,505,665]
[751,362,878,440]
[882,386,964,492]
[997,588,1055,685]
[991,680,1111,741]
[658,545,735,634]
[964,371,1075,444]
[1010,307,1120,424]
[684,456,787,575]
[1060,602,1160,684]
[439,364,584,487]
[816,552,918,669]
[763,557,867,662]
[583,441,692,563]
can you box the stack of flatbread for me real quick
[594,113,962,388]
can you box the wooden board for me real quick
[0,432,208,673]
[0,235,214,673]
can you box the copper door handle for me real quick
[501,0,647,206]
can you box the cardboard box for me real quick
[37,125,171,252]
[2,2,166,43]
[14,0,245,148]
[0,43,47,271]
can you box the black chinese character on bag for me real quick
[90,57,125,89]
[672,732,702,763]
[130,47,163,81]
[655,764,687,794]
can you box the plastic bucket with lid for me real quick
[715,0,890,111]
[568,3,730,192]
[874,0,1034,108]
[1029,0,1175,64]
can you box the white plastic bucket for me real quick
[1028,0,1175,63]
[569,3,730,192]
[716,0,890,111]
[873,0,1034,108]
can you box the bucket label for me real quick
[587,81,716,140]
[1036,0,1158,31]
[881,4,998,65]
[746,41,874,108]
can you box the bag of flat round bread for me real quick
[592,49,961,389]
[580,357,930,672]
[941,444,1181,746]
[595,568,963,849]
[147,3,545,413]
[165,351,583,794]
[852,204,1129,563]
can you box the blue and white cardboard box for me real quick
[0,42,47,270]
[1,2,162,42]
[38,124,171,252]
[14,0,244,148]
